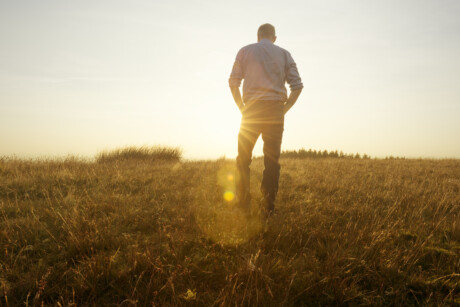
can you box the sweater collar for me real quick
[259,38,273,44]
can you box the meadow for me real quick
[0,147,459,306]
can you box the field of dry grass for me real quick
[0,148,459,306]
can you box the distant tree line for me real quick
[279,148,371,159]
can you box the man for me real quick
[229,23,303,218]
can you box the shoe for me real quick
[259,195,274,216]
[258,201,274,230]
[236,194,251,216]
[258,207,274,234]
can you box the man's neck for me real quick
[259,38,273,44]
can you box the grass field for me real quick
[0,147,459,306]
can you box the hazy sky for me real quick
[1,0,459,159]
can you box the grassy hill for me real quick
[0,147,459,305]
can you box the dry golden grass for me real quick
[96,146,181,164]
[0,147,459,305]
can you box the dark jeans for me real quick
[236,100,284,212]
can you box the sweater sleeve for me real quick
[285,51,303,91]
[228,48,244,87]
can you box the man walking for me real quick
[229,23,303,218]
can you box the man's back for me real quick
[229,39,303,104]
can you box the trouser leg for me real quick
[261,122,284,212]
[236,122,260,208]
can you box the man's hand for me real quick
[283,88,302,115]
[230,86,244,113]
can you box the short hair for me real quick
[258,23,276,39]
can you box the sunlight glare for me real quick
[223,190,235,202]
[191,162,262,246]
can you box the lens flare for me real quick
[223,190,235,202]
[217,165,236,203]
[191,162,262,246]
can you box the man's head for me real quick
[257,23,276,43]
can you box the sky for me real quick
[1,0,459,160]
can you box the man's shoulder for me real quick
[239,42,258,51]
[274,44,291,55]
[237,42,292,59]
